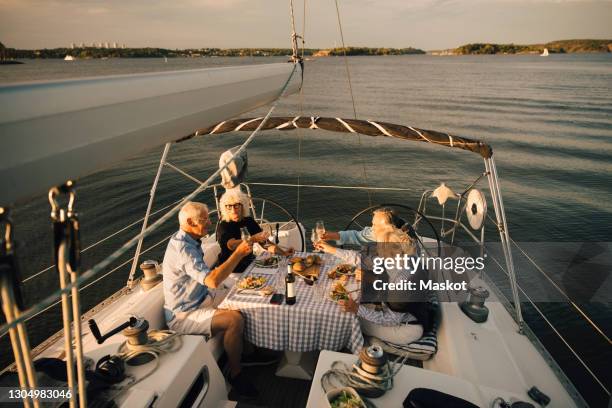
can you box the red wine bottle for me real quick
[285,264,296,305]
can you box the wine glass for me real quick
[311,229,319,252]
[240,227,251,243]
[315,220,325,242]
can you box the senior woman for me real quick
[217,189,291,273]
[315,227,431,344]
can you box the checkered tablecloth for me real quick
[218,252,364,354]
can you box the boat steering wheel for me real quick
[344,203,441,258]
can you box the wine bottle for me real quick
[285,264,296,305]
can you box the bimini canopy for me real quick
[0,63,301,206]
[190,116,493,158]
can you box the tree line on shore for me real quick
[3,39,610,60]
[452,39,612,55]
[1,45,425,59]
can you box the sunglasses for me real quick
[225,203,242,209]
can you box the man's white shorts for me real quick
[168,288,228,338]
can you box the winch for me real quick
[139,260,162,291]
[353,345,390,398]
[460,285,490,323]
[321,345,399,399]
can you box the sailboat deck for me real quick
[233,352,422,408]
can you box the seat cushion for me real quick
[367,295,440,361]
[202,241,221,268]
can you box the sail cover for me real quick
[190,116,493,158]
[0,63,300,206]
[219,146,248,189]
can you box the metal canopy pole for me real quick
[485,157,524,331]
[127,143,171,288]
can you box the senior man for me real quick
[163,201,270,398]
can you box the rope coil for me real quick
[321,356,407,395]
[104,330,182,397]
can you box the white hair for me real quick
[372,208,396,240]
[178,201,208,228]
[219,189,250,222]
[377,228,416,257]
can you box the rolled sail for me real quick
[191,116,492,158]
[0,63,301,206]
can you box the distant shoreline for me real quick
[430,39,611,55]
[2,46,425,60]
[2,39,610,60]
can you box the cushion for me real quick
[202,241,221,269]
[368,295,440,361]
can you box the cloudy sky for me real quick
[1,0,611,50]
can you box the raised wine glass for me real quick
[315,220,325,242]
[311,229,319,252]
[240,227,251,243]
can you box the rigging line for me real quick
[509,238,611,345]
[0,63,298,337]
[484,212,611,346]
[487,254,610,396]
[296,108,303,220]
[0,234,172,342]
[333,0,372,208]
[289,0,303,66]
[291,0,307,220]
[22,196,186,284]
[247,181,414,192]
[301,0,307,60]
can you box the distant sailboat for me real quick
[540,48,549,57]
[164,56,168,63]
[64,55,75,61]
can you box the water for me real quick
[1,55,611,406]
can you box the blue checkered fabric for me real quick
[218,252,364,354]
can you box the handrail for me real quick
[247,181,414,192]
[487,253,610,396]
[0,233,172,341]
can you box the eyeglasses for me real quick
[195,217,209,226]
[225,203,242,210]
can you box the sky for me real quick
[1,0,611,50]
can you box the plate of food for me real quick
[327,264,356,279]
[329,282,349,302]
[254,256,280,268]
[238,276,267,290]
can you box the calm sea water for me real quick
[1,55,611,405]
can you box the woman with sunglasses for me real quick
[217,189,292,273]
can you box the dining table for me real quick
[217,251,364,379]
